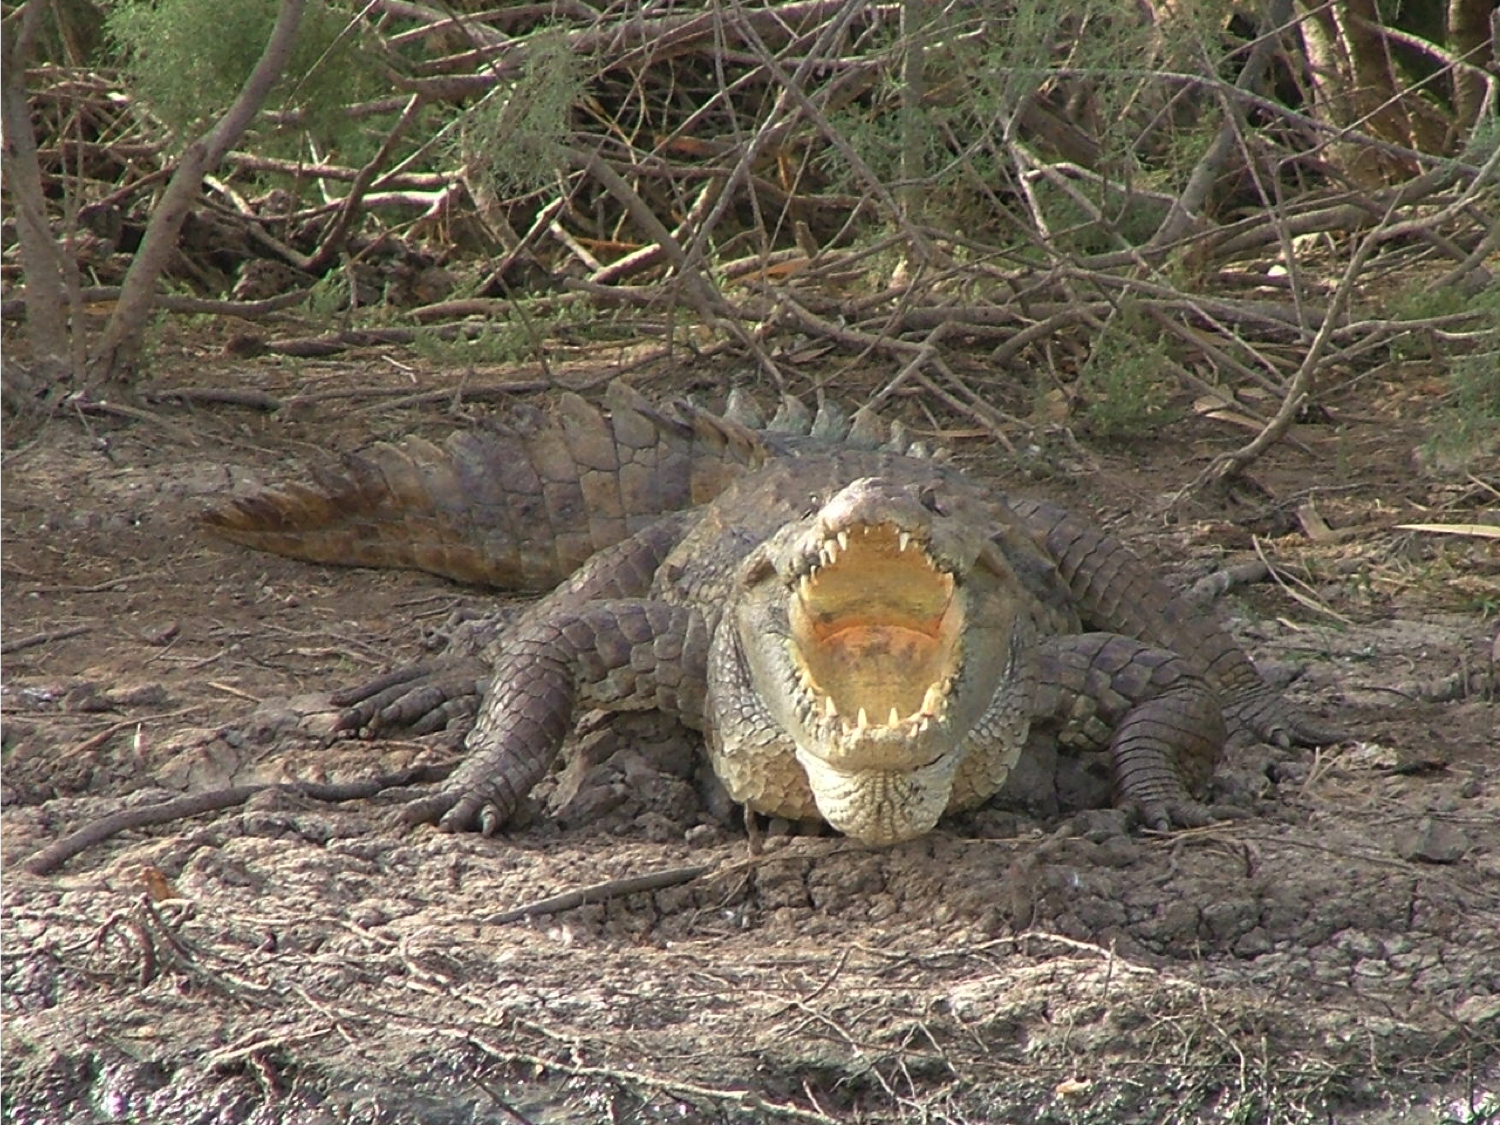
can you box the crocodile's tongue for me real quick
[789,522,961,766]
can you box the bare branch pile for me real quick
[3,0,1496,474]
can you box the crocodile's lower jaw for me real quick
[795,748,958,844]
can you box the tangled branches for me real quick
[3,0,1496,481]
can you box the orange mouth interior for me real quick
[789,524,961,727]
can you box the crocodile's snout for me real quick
[719,476,1030,843]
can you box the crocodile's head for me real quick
[710,477,1034,844]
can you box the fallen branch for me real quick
[147,387,284,411]
[456,1030,844,1125]
[1,624,92,655]
[485,863,713,925]
[21,763,456,876]
[0,286,314,322]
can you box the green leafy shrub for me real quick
[106,0,377,149]
[458,31,584,200]
[1078,308,1178,437]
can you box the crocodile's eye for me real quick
[919,485,946,515]
[802,494,822,519]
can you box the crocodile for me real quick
[206,382,1338,844]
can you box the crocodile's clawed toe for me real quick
[376,684,447,730]
[1256,713,1345,751]
[330,662,486,736]
[1227,687,1344,751]
[1135,797,1219,831]
[434,791,514,836]
[401,790,461,827]
[332,669,430,734]
[407,696,480,736]
[1287,713,1347,746]
[478,804,507,837]
[330,664,429,709]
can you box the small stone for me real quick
[351,905,390,928]
[1234,928,1272,957]
[1396,817,1470,864]
[109,683,171,708]
[143,621,181,646]
[1070,807,1131,841]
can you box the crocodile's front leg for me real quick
[1030,632,1229,829]
[402,599,711,834]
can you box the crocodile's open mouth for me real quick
[788,522,961,739]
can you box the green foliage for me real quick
[410,300,606,366]
[1459,108,1500,165]
[1423,349,1500,473]
[1390,283,1473,323]
[302,271,351,320]
[1077,308,1178,437]
[1387,271,1499,362]
[412,323,536,367]
[105,0,377,150]
[814,0,1222,240]
[459,31,583,200]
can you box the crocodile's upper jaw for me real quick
[717,478,1028,844]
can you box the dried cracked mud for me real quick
[3,351,1497,1124]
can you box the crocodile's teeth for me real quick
[888,706,901,726]
[856,707,869,731]
[824,696,839,719]
[921,682,945,716]
[898,531,911,553]
[836,531,849,552]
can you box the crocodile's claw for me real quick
[1131,797,1252,831]
[1224,685,1346,750]
[331,659,487,736]
[400,784,515,835]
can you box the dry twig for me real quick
[21,763,455,876]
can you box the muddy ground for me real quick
[2,341,1497,1125]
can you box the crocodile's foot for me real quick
[1128,796,1250,832]
[331,659,487,736]
[401,785,515,835]
[1225,685,1346,750]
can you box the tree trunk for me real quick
[85,0,307,382]
[2,0,71,381]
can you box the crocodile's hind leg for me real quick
[1007,498,1343,749]
[402,599,711,834]
[333,512,696,736]
[1027,632,1229,829]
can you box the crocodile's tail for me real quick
[206,380,938,588]
[204,382,776,589]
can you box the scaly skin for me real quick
[205,385,1339,844]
